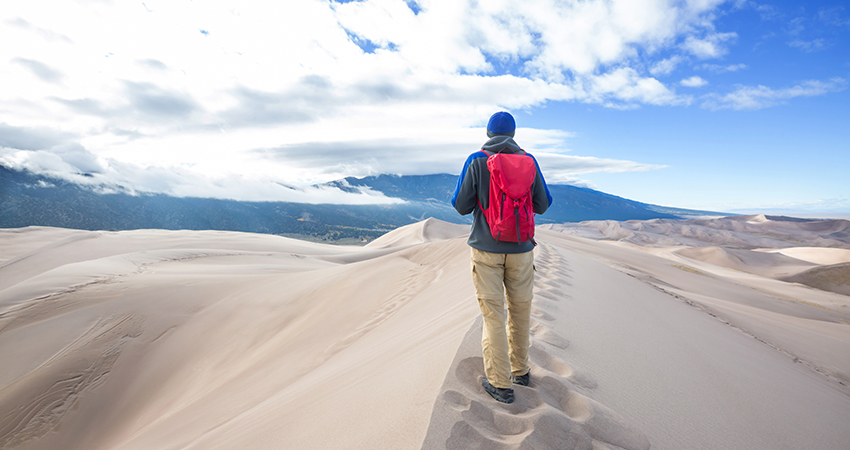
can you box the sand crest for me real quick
[423,233,850,449]
[367,217,470,249]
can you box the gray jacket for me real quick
[451,136,552,253]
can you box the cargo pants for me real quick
[471,247,534,389]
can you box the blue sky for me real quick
[530,0,850,215]
[0,0,848,216]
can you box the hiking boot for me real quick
[481,377,514,404]
[513,371,530,387]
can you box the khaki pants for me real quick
[471,247,534,389]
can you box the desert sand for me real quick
[1,216,849,449]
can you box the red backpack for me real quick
[481,150,538,244]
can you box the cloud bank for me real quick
[702,78,847,110]
[0,1,845,203]
[0,141,403,204]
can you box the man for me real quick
[451,111,552,404]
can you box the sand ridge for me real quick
[544,214,850,250]
[755,247,850,265]
[2,219,850,449]
[421,242,649,450]
[672,245,817,278]
[541,224,850,387]
[422,226,850,449]
[366,217,470,249]
[0,222,481,449]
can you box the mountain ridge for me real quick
[1,166,728,241]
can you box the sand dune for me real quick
[1,225,478,449]
[2,219,849,449]
[367,217,470,249]
[0,227,90,265]
[755,247,850,265]
[545,214,850,249]
[546,215,850,296]
[421,243,650,450]
[784,263,850,297]
[673,246,817,278]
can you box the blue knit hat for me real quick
[487,111,516,138]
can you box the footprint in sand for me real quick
[453,357,544,415]
[533,298,560,312]
[528,329,597,391]
[529,345,573,378]
[425,241,647,450]
[530,321,571,349]
[534,290,564,302]
[439,356,647,450]
[442,390,471,411]
[461,400,531,436]
[534,245,573,295]
[0,314,143,449]
[530,307,555,322]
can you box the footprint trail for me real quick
[420,242,649,449]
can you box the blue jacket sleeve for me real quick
[527,153,553,213]
[452,152,487,214]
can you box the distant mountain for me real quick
[333,174,724,222]
[326,174,459,203]
[0,166,449,242]
[1,166,727,241]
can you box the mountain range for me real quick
[1,165,725,242]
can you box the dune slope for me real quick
[0,224,478,450]
[2,219,849,450]
[421,233,850,449]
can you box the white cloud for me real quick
[650,56,684,76]
[702,78,847,110]
[11,58,64,84]
[0,122,75,150]
[788,38,827,52]
[754,4,780,21]
[1,0,839,204]
[727,198,850,219]
[0,145,405,204]
[584,67,685,106]
[0,0,722,129]
[699,63,747,73]
[681,76,708,87]
[534,153,667,184]
[817,7,850,28]
[4,17,73,43]
[681,32,737,59]
[333,0,699,79]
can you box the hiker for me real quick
[451,111,553,404]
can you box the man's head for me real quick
[487,111,516,138]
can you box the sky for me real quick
[1,0,848,215]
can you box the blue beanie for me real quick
[487,111,516,138]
